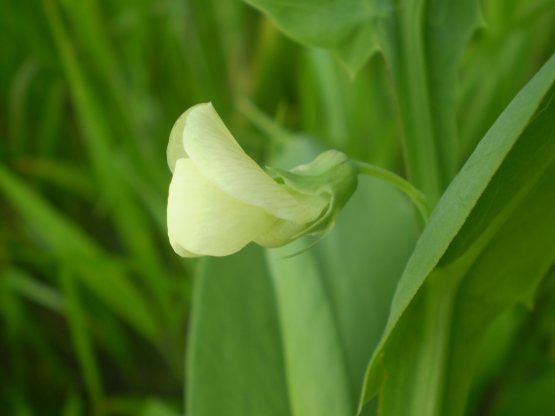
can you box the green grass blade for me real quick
[59,267,104,414]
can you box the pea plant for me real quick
[183,1,555,416]
[1,0,554,415]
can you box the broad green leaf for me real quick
[266,180,417,416]
[187,137,417,416]
[314,177,418,393]
[360,54,555,416]
[272,137,418,401]
[266,241,354,416]
[186,245,292,416]
[242,0,383,73]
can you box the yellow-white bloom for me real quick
[167,103,357,257]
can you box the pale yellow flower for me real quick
[167,103,337,257]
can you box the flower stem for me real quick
[353,160,429,226]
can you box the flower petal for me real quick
[167,158,276,257]
[254,219,308,248]
[182,103,327,223]
[167,107,194,172]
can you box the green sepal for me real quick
[268,150,358,237]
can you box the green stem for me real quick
[353,160,429,226]
[378,0,445,204]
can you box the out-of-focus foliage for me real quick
[0,0,260,414]
[1,0,554,416]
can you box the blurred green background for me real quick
[1,0,554,415]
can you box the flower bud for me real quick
[166,103,357,257]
